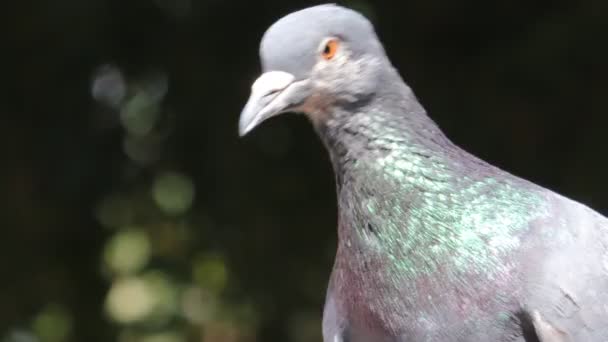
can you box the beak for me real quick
[239,71,308,136]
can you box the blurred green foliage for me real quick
[1,0,607,341]
[32,304,72,342]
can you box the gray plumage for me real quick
[239,4,608,342]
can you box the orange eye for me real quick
[322,39,339,60]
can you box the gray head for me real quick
[239,4,391,136]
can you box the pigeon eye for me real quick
[322,39,339,60]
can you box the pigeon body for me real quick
[239,4,608,341]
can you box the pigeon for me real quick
[238,4,608,342]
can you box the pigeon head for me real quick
[239,4,389,136]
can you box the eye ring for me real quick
[321,39,339,60]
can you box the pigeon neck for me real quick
[313,68,547,294]
[314,66,459,185]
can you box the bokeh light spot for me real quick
[105,277,156,324]
[120,93,161,137]
[103,229,151,275]
[31,304,72,342]
[193,254,228,294]
[152,171,195,216]
[140,271,180,325]
[91,64,127,108]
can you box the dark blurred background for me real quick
[1,0,607,341]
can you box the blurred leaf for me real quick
[105,277,157,324]
[103,229,151,275]
[105,272,179,325]
[193,254,228,294]
[140,271,180,326]
[32,304,72,342]
[121,93,161,137]
[152,172,195,216]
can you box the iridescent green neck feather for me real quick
[314,66,549,281]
